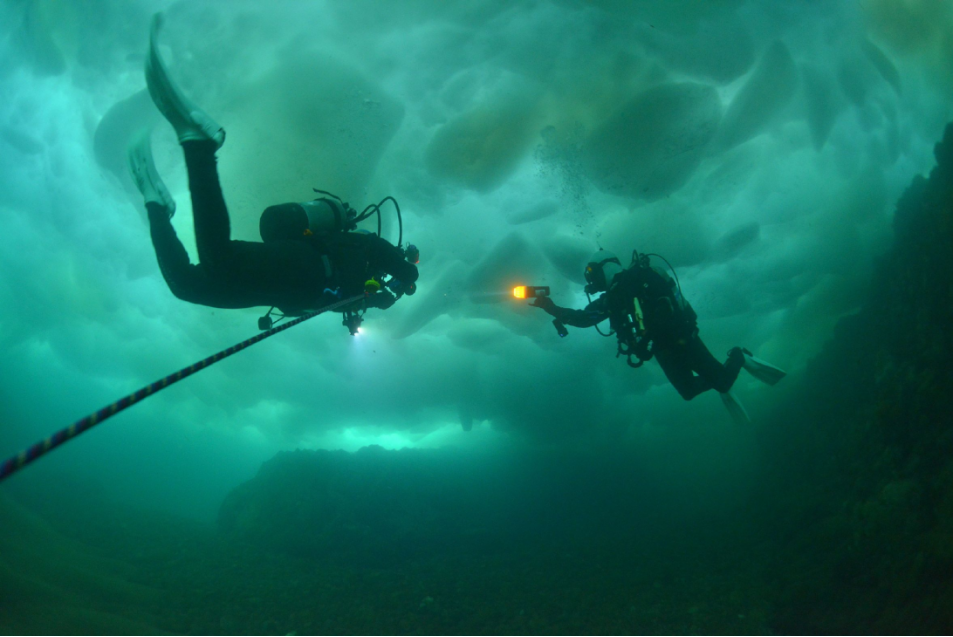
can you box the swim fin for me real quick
[742,353,787,386]
[128,128,176,216]
[145,13,225,148]
[720,391,751,426]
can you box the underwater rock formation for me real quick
[756,122,953,633]
[219,446,501,563]
[219,445,688,565]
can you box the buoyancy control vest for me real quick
[607,262,697,348]
[255,191,417,333]
[309,230,379,295]
[255,197,374,322]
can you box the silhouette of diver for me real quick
[128,13,417,322]
[531,249,752,401]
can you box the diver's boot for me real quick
[145,13,225,148]
[726,346,749,376]
[128,129,176,217]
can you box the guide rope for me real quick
[0,294,365,483]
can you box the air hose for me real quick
[585,290,615,338]
[355,195,403,248]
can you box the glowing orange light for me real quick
[513,285,527,299]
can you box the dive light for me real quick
[343,310,363,336]
[515,285,569,338]
[512,285,550,300]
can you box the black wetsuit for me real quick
[540,263,742,400]
[147,140,417,313]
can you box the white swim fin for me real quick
[742,353,787,386]
[720,391,751,426]
[128,128,176,216]
[145,13,225,148]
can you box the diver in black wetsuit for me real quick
[128,13,417,321]
[135,139,417,314]
[531,250,746,400]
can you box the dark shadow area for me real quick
[2,446,770,635]
[746,122,953,634]
[218,444,754,567]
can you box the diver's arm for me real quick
[365,234,419,285]
[532,295,608,328]
[365,288,397,310]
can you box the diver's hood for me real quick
[584,250,623,293]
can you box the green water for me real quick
[4,2,953,633]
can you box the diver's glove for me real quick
[385,278,416,298]
[530,295,556,313]
[366,288,397,309]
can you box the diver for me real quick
[530,249,784,408]
[127,13,417,330]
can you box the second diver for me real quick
[530,249,785,421]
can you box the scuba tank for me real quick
[610,251,696,366]
[259,197,357,243]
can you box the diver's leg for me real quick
[148,206,326,309]
[146,204,258,308]
[687,336,744,394]
[140,8,236,276]
[140,14,333,310]
[129,130,213,304]
[143,9,232,271]
[173,139,333,308]
[180,139,233,272]
[654,343,712,401]
[137,116,331,309]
